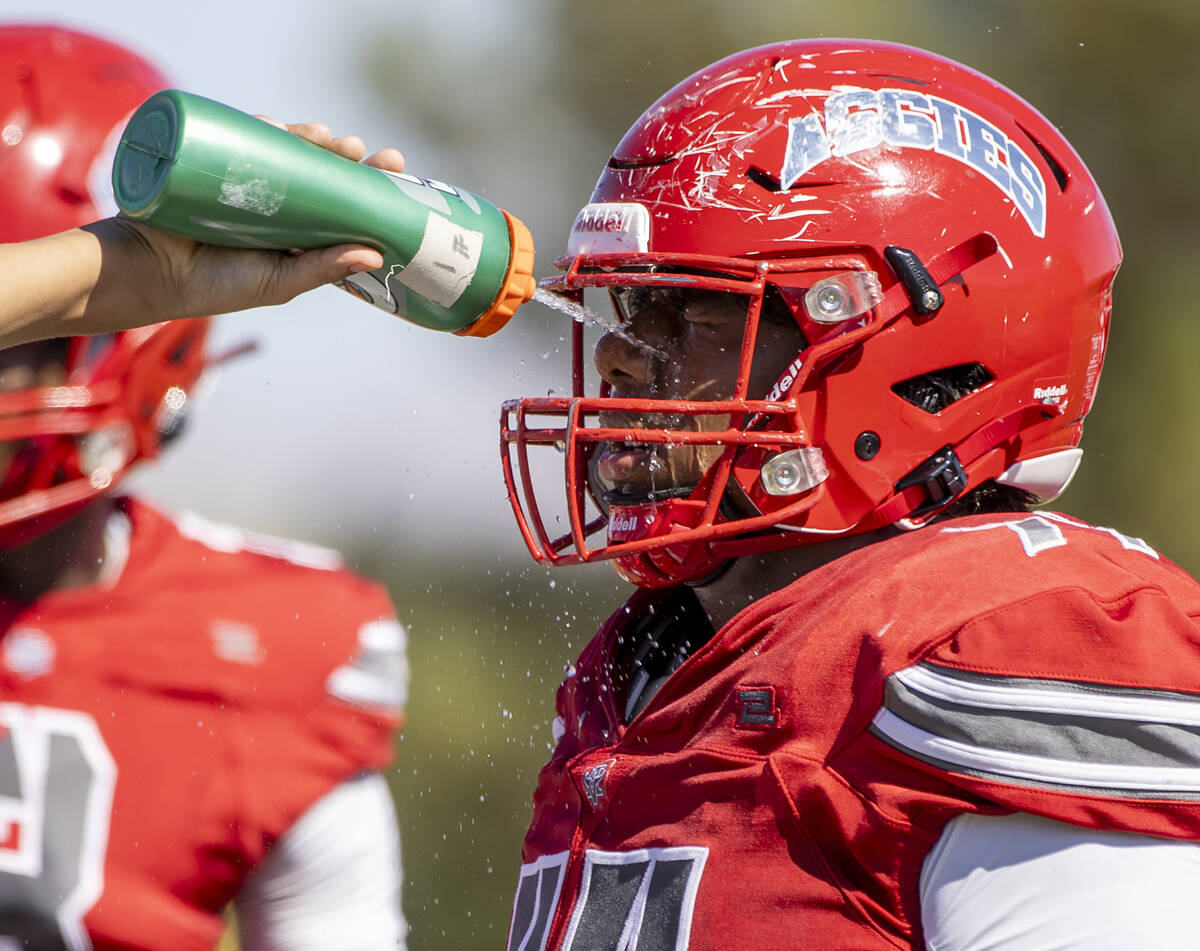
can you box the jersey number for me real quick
[0,704,116,951]
[508,846,708,951]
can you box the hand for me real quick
[102,119,408,320]
[1,117,409,347]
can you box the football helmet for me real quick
[0,24,210,546]
[502,39,1121,587]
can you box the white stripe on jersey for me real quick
[893,663,1200,727]
[874,662,1200,795]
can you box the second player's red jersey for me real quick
[509,512,1200,950]
[0,496,405,951]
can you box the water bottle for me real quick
[111,89,535,337]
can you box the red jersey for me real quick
[0,497,404,951]
[509,512,1200,950]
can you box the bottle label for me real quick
[391,211,484,308]
[380,169,482,216]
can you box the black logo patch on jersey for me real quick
[736,686,779,729]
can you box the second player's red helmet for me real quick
[0,24,210,545]
[503,39,1122,587]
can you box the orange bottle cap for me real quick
[455,209,536,338]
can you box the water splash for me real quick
[532,286,666,359]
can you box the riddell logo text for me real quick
[609,513,645,534]
[766,356,805,402]
[574,209,634,234]
[1034,384,1068,402]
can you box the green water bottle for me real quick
[111,89,535,337]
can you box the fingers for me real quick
[329,245,384,275]
[364,147,405,174]
[287,123,368,162]
[254,114,386,165]
[329,135,367,162]
[283,121,335,150]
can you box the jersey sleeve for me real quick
[231,571,409,867]
[307,577,410,772]
[864,576,1200,840]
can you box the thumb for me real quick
[278,244,385,298]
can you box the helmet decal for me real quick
[780,87,1048,236]
[568,203,652,255]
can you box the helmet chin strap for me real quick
[877,232,1001,324]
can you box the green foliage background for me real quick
[341,2,1200,948]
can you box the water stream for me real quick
[531,285,667,359]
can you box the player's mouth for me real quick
[591,441,693,506]
[594,442,657,485]
[590,409,702,503]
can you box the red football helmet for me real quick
[0,24,210,546]
[502,39,1121,587]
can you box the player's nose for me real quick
[593,330,657,391]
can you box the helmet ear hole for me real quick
[168,330,201,365]
[746,166,783,192]
[57,186,89,206]
[891,364,993,414]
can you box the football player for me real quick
[0,25,409,951]
[502,40,1200,949]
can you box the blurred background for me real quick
[9,0,1200,946]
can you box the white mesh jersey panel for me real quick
[235,772,406,951]
[921,811,1200,950]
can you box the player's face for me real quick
[589,287,805,502]
[0,341,68,479]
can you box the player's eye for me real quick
[611,287,685,324]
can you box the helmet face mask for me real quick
[505,250,904,586]
[589,284,807,508]
[503,39,1122,588]
[0,26,212,548]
